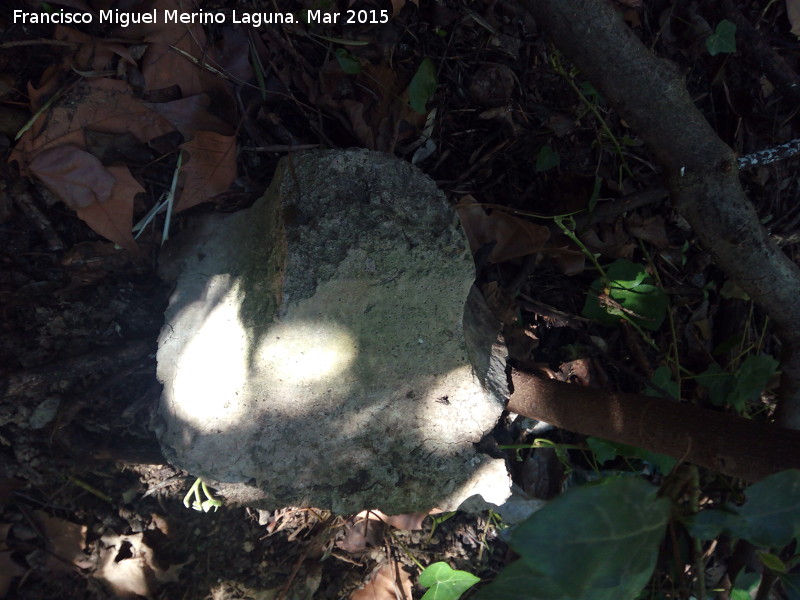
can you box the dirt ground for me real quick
[1,0,799,598]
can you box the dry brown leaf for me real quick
[32,511,92,573]
[580,222,635,260]
[29,145,115,209]
[355,510,428,531]
[12,78,174,170]
[788,0,800,37]
[316,61,422,152]
[75,165,144,253]
[625,214,669,249]
[128,0,229,100]
[481,281,518,326]
[177,130,237,212]
[0,549,24,599]
[336,517,385,553]
[54,26,123,73]
[544,246,586,276]
[212,25,256,84]
[350,563,413,600]
[146,94,234,137]
[94,532,182,599]
[456,197,550,263]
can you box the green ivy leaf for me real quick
[696,362,737,407]
[646,365,679,400]
[409,58,437,114]
[730,354,779,411]
[586,437,676,474]
[475,477,670,600]
[582,259,668,331]
[535,145,560,172]
[689,470,800,548]
[334,48,362,74]
[586,437,621,465]
[419,562,480,600]
[706,19,737,56]
[731,572,761,600]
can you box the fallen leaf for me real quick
[212,25,256,84]
[457,197,550,263]
[481,281,518,326]
[315,61,423,152]
[625,214,669,249]
[337,516,385,553]
[145,94,234,137]
[580,222,635,260]
[54,26,126,73]
[129,0,229,101]
[0,549,24,599]
[363,510,428,531]
[75,165,144,253]
[30,145,115,209]
[544,245,586,276]
[350,563,412,600]
[788,0,800,37]
[12,78,174,170]
[94,532,182,599]
[31,511,92,573]
[177,130,237,211]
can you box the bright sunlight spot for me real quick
[256,320,357,384]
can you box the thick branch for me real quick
[509,370,800,482]
[523,0,800,428]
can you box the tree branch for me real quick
[522,0,800,428]
[508,370,800,482]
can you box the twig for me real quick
[0,39,77,49]
[737,138,800,170]
[11,183,65,251]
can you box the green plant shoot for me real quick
[183,478,222,513]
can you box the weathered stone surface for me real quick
[154,149,509,514]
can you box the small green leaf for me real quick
[706,19,737,56]
[419,562,480,600]
[646,365,679,400]
[581,259,668,331]
[696,363,736,407]
[758,551,787,573]
[689,507,740,541]
[335,48,362,74]
[580,80,603,103]
[535,145,560,172]
[586,437,620,465]
[586,437,675,474]
[730,354,778,411]
[409,58,437,114]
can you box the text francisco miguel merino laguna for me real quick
[12,8,390,27]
